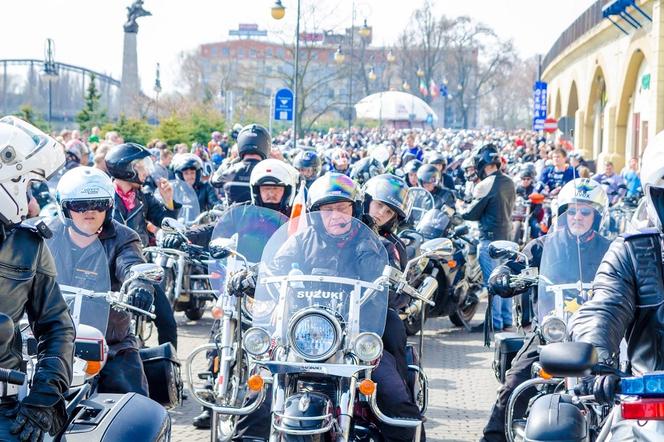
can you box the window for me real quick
[222,47,230,57]
[276,47,285,58]
[249,49,257,58]
[238,48,244,58]
[210,47,217,56]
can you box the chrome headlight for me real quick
[352,332,383,362]
[541,316,566,343]
[289,310,341,362]
[243,327,271,356]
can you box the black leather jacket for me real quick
[461,170,515,241]
[112,188,181,246]
[194,181,221,212]
[571,229,664,374]
[211,158,260,204]
[49,219,146,353]
[0,224,74,409]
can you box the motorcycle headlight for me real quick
[352,332,383,362]
[243,327,271,356]
[541,316,567,343]
[289,311,341,362]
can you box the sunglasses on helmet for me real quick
[65,199,113,213]
[567,207,593,217]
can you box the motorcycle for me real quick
[144,217,218,320]
[407,187,434,226]
[399,207,483,334]
[221,213,435,441]
[511,193,546,246]
[185,205,288,442]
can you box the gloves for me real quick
[488,265,515,298]
[227,269,256,298]
[5,400,65,442]
[127,281,154,313]
[162,233,186,250]
[593,374,621,404]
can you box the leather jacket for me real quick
[112,188,181,246]
[0,224,74,408]
[212,158,260,204]
[461,170,515,241]
[571,229,664,375]
[49,219,146,353]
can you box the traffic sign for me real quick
[533,118,544,131]
[274,88,294,121]
[543,117,558,133]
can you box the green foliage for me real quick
[101,115,153,146]
[76,73,107,131]
[15,105,49,132]
[188,109,225,145]
[154,116,190,146]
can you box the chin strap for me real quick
[63,218,102,238]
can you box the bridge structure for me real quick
[0,58,121,125]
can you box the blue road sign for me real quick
[439,85,448,98]
[532,81,547,131]
[274,88,294,121]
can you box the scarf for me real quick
[115,183,137,212]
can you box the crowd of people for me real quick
[2,112,662,441]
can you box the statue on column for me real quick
[124,0,152,33]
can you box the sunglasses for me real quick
[65,199,113,213]
[567,207,593,217]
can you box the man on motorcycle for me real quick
[461,143,516,332]
[417,164,456,210]
[480,178,611,442]
[172,153,220,212]
[51,166,171,395]
[211,124,272,204]
[0,117,74,442]
[424,151,455,190]
[570,135,664,438]
[404,159,423,188]
[292,149,321,188]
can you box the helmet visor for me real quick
[65,199,113,213]
[132,157,155,183]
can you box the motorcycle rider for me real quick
[350,156,386,186]
[480,178,611,442]
[461,143,516,333]
[105,142,180,348]
[460,156,480,203]
[211,124,271,204]
[0,116,74,442]
[50,166,161,395]
[570,134,664,438]
[403,159,423,188]
[234,172,422,442]
[424,151,455,190]
[417,164,456,210]
[328,147,351,175]
[171,152,220,212]
[515,169,536,199]
[292,149,321,188]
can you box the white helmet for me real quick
[557,178,609,230]
[640,132,664,230]
[0,116,65,225]
[56,166,115,223]
[250,159,299,214]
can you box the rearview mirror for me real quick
[209,238,236,260]
[453,224,469,237]
[540,342,597,377]
[421,238,454,259]
[128,263,164,284]
[161,217,186,234]
[488,240,519,259]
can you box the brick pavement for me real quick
[167,304,498,442]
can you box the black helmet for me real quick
[425,151,447,167]
[349,157,385,186]
[237,124,271,160]
[172,153,204,184]
[416,164,440,186]
[473,143,501,180]
[519,169,534,180]
[403,159,423,174]
[363,174,412,229]
[105,142,152,184]
[307,172,362,217]
[401,152,416,165]
[293,150,321,170]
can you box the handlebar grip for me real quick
[0,367,25,386]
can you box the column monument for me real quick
[119,0,151,117]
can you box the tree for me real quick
[76,73,107,131]
[102,115,153,146]
[154,116,190,146]
[15,105,49,132]
[188,108,226,145]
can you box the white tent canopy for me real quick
[354,91,438,123]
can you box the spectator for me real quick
[592,161,626,204]
[93,142,113,173]
[88,126,101,143]
[621,157,642,198]
[537,147,575,195]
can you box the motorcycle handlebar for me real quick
[0,367,25,386]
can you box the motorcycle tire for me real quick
[404,308,426,336]
[162,268,176,308]
[449,286,481,327]
[185,305,206,321]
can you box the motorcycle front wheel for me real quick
[449,284,481,327]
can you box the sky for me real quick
[0,0,596,94]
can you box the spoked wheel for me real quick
[211,411,236,442]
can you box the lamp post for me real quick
[41,38,58,127]
[153,62,162,122]
[271,0,300,147]
[346,3,371,141]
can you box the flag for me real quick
[288,180,307,236]
[419,80,428,96]
[429,79,439,97]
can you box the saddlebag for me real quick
[139,343,182,408]
[492,332,526,383]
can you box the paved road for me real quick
[165,305,498,442]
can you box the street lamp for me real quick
[368,67,376,82]
[153,62,162,122]
[386,50,396,64]
[334,46,345,64]
[416,67,424,78]
[358,19,371,39]
[41,38,58,127]
[402,80,410,91]
[271,0,286,19]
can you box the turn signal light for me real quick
[358,379,376,396]
[621,398,664,420]
[213,356,220,374]
[447,260,457,269]
[211,306,224,319]
[538,368,553,379]
[247,374,264,392]
[85,360,102,377]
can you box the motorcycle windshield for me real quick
[170,180,201,225]
[45,223,111,336]
[408,187,434,224]
[536,203,608,341]
[253,213,389,343]
[416,208,450,239]
[208,205,288,294]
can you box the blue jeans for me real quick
[478,240,513,330]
